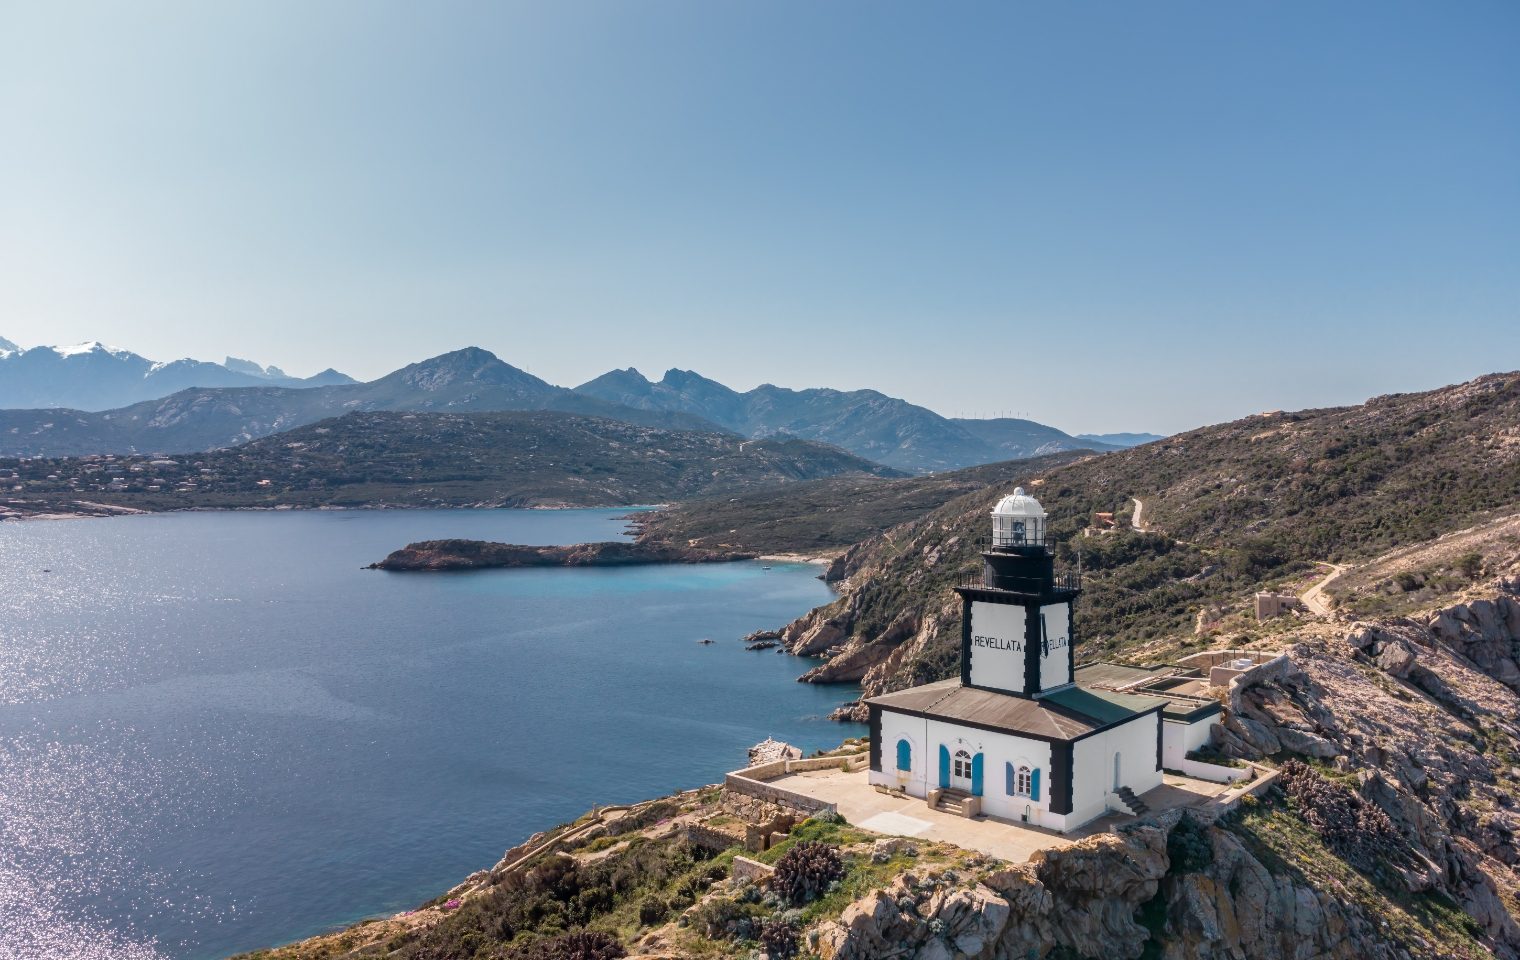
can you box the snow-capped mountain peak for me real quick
[0,339,354,410]
[50,341,138,359]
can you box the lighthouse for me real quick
[960,487,1078,698]
[865,486,1164,832]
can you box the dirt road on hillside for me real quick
[1300,561,1350,616]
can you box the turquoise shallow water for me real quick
[0,508,862,959]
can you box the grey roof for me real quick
[866,679,1162,742]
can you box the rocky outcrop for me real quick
[814,827,1168,960]
[815,813,1416,960]
[780,604,856,657]
[797,610,921,683]
[1425,585,1520,691]
[1203,584,1520,952]
[368,538,755,571]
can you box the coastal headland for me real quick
[368,538,757,571]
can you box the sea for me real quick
[0,508,863,959]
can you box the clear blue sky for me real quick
[2,2,1516,434]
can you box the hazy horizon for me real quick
[4,2,1517,435]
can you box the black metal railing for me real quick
[957,570,1082,594]
[975,535,1063,551]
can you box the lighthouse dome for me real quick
[990,487,1046,546]
[992,487,1045,518]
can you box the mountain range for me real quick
[0,343,1158,468]
[575,367,1132,471]
[0,339,354,409]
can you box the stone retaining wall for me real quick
[685,822,745,852]
[722,755,863,815]
[1196,763,1281,821]
[723,770,838,815]
[732,855,776,883]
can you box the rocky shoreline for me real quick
[368,538,758,571]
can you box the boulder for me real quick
[1226,714,1282,756]
[1277,728,1340,759]
[1375,637,1418,678]
[1345,622,1379,650]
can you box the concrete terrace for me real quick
[764,766,1238,862]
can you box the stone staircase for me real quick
[931,788,976,817]
[1115,785,1150,816]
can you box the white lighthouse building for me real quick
[866,488,1164,832]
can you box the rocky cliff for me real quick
[814,811,1421,960]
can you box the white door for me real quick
[952,750,974,791]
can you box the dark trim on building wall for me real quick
[1050,742,1074,815]
[1023,604,1041,695]
[868,705,882,773]
[959,596,973,687]
[1066,600,1076,683]
[1155,713,1163,771]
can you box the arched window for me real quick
[952,750,973,779]
[1016,765,1032,796]
[895,738,912,772]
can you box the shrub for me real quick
[759,917,800,959]
[1166,813,1213,874]
[636,896,668,925]
[1278,760,1404,875]
[690,896,764,940]
[513,930,625,960]
[772,841,845,906]
[1455,551,1484,580]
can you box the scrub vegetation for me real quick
[0,410,897,514]
[231,797,980,960]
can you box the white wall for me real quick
[1070,713,1163,826]
[1161,716,1217,770]
[871,709,1063,830]
[1038,602,1072,691]
[873,708,1164,833]
[967,600,1026,692]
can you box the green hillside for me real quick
[0,410,899,512]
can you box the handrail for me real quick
[958,571,1083,593]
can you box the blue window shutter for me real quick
[896,739,912,772]
[1031,768,1041,802]
[971,753,984,796]
[938,745,950,789]
[1005,762,1014,796]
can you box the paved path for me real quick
[770,768,1231,863]
[1300,561,1350,617]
